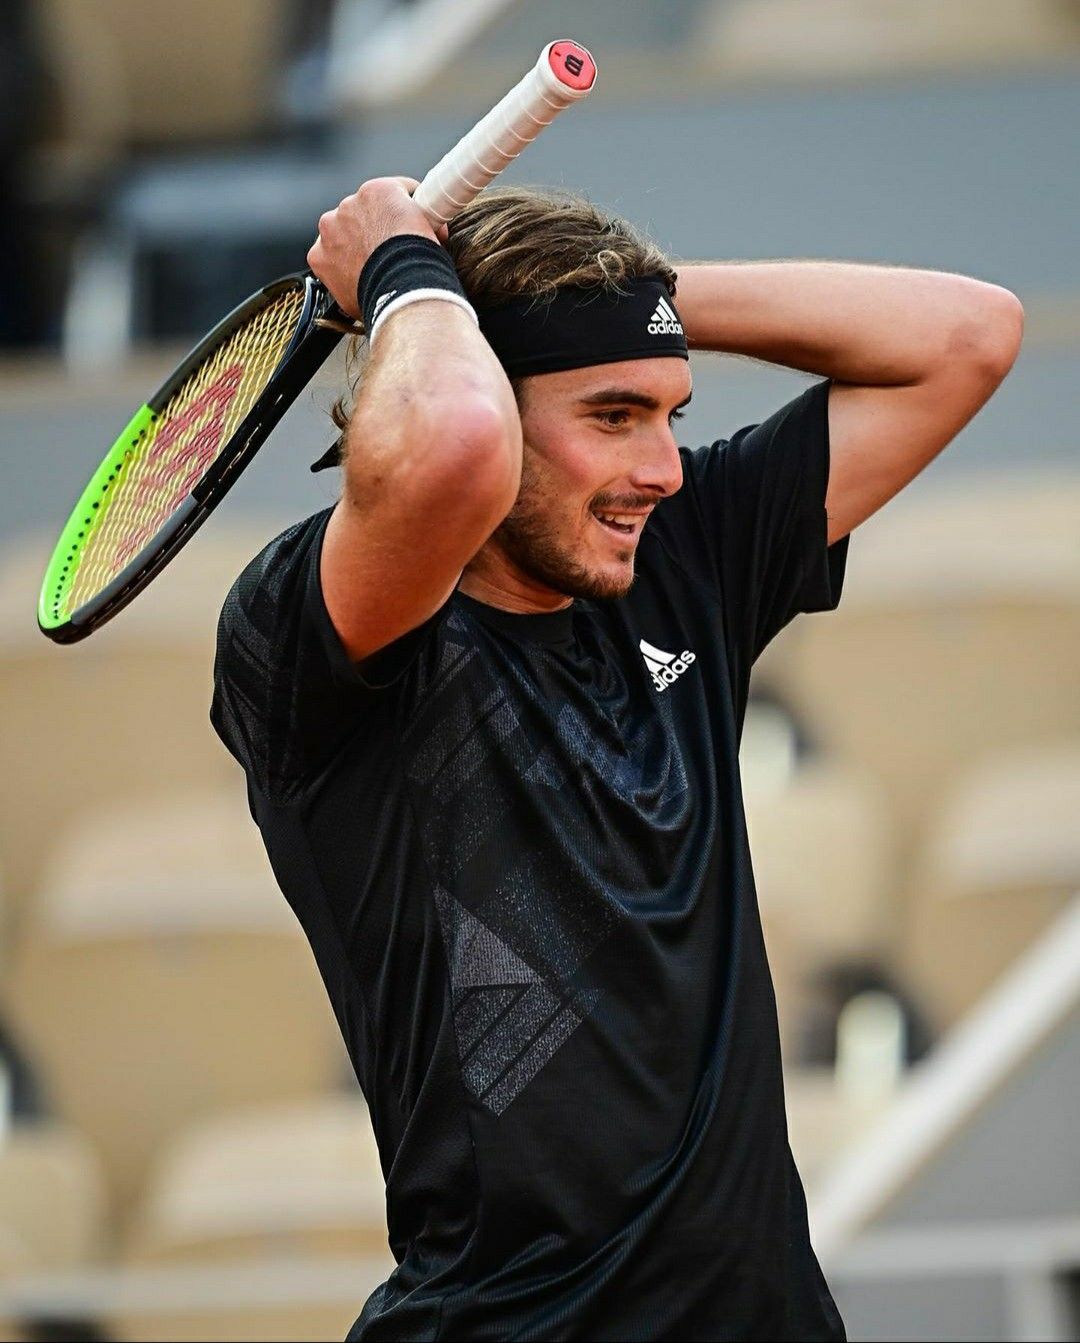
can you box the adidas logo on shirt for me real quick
[647,295,684,336]
[640,638,696,693]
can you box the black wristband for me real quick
[357,234,467,336]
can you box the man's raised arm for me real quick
[675,261,1023,544]
[307,177,522,663]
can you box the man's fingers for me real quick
[398,178,450,244]
[393,178,448,243]
[306,171,446,315]
[356,175,421,197]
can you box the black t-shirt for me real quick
[211,379,850,1342]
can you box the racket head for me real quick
[39,274,343,643]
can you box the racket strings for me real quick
[68,289,306,612]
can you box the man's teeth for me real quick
[597,513,635,528]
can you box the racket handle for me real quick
[412,40,596,226]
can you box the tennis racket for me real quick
[38,40,597,644]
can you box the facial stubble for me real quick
[491,451,637,602]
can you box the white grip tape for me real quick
[413,42,595,226]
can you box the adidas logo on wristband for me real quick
[372,290,397,318]
[647,296,684,336]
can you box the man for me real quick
[211,179,1022,1340]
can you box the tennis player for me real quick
[211,178,1022,1341]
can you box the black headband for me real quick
[476,277,688,378]
[311,276,687,471]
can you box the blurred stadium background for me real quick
[1,1,1078,1339]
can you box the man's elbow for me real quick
[418,392,523,518]
[953,282,1025,383]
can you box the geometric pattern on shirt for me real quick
[404,619,569,888]
[435,888,599,1117]
[405,609,674,1114]
[553,697,688,813]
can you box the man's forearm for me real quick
[674,261,1019,385]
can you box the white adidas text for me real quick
[640,638,696,693]
[647,295,684,336]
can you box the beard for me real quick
[491,459,637,602]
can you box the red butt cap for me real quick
[547,41,596,91]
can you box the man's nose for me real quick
[629,427,684,498]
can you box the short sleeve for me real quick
[681,379,849,678]
[210,508,441,802]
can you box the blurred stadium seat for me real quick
[5,788,347,1215]
[0,1226,31,1282]
[756,474,1080,896]
[738,689,806,796]
[30,0,310,363]
[106,1259,389,1343]
[37,0,287,148]
[900,740,1080,1029]
[747,756,894,962]
[0,523,276,941]
[785,1066,889,1192]
[745,757,895,1053]
[112,1095,393,1341]
[701,0,1080,81]
[0,1121,107,1273]
[125,1097,390,1265]
[36,0,339,359]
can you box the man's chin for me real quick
[493,520,638,602]
[558,561,636,602]
[517,556,634,603]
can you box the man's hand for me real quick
[306,176,450,318]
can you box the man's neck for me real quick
[458,553,572,615]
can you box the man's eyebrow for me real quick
[578,388,694,411]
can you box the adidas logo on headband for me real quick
[647,295,684,336]
[475,278,689,377]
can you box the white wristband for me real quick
[368,289,479,346]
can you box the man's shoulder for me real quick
[232,507,334,591]
[211,506,348,800]
[219,508,334,631]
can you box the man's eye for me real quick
[669,408,685,424]
[596,410,630,428]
